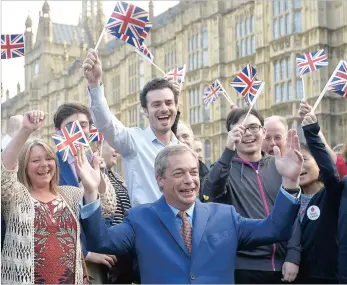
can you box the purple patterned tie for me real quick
[178,211,192,255]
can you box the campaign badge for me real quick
[307,205,320,220]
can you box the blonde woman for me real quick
[1,110,103,284]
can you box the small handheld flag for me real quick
[1,34,25,59]
[52,121,89,162]
[296,49,328,76]
[326,60,347,98]
[203,80,226,107]
[105,2,149,46]
[89,125,104,143]
[230,64,263,105]
[312,60,347,112]
[164,66,186,84]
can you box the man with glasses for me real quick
[202,108,301,284]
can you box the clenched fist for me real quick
[226,125,245,151]
[82,49,102,88]
[23,110,46,132]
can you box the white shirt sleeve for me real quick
[88,84,137,157]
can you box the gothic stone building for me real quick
[1,0,347,168]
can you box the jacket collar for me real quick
[151,196,209,257]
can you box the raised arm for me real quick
[82,49,136,157]
[299,100,337,163]
[302,113,340,189]
[202,125,245,203]
[2,111,46,201]
[76,146,135,255]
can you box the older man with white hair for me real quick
[175,121,209,201]
[262,115,288,156]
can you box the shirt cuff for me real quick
[88,83,104,103]
[280,186,301,203]
[80,198,101,219]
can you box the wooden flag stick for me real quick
[312,60,343,112]
[301,75,306,100]
[241,82,265,126]
[134,49,166,75]
[152,62,166,76]
[95,28,106,51]
[222,92,234,105]
[311,85,328,112]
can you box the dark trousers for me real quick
[235,269,283,284]
[295,276,338,284]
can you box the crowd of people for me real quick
[1,48,347,284]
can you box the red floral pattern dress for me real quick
[33,197,78,284]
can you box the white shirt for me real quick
[88,84,179,206]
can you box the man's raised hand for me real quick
[226,125,245,151]
[82,49,102,88]
[274,129,303,188]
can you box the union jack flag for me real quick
[164,66,186,83]
[230,64,263,105]
[89,125,104,143]
[326,60,347,98]
[296,49,328,76]
[106,2,148,45]
[52,121,89,162]
[112,31,142,49]
[203,79,226,107]
[1,34,25,59]
[136,44,154,62]
[140,21,152,41]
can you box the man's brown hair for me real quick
[53,103,92,129]
[140,78,179,108]
[225,107,264,131]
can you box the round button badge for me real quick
[307,205,320,220]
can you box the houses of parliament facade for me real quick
[1,0,347,167]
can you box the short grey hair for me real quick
[264,115,288,132]
[154,144,198,178]
[177,120,193,134]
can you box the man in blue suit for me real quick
[80,129,303,284]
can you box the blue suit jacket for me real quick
[57,151,79,187]
[81,190,300,284]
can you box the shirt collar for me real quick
[145,126,179,145]
[167,201,195,219]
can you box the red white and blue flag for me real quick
[141,21,152,41]
[164,66,186,83]
[89,125,104,143]
[136,43,154,62]
[116,33,142,49]
[106,2,148,46]
[326,60,347,98]
[296,49,328,76]
[1,34,25,59]
[230,64,263,105]
[52,121,89,162]
[203,79,226,107]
